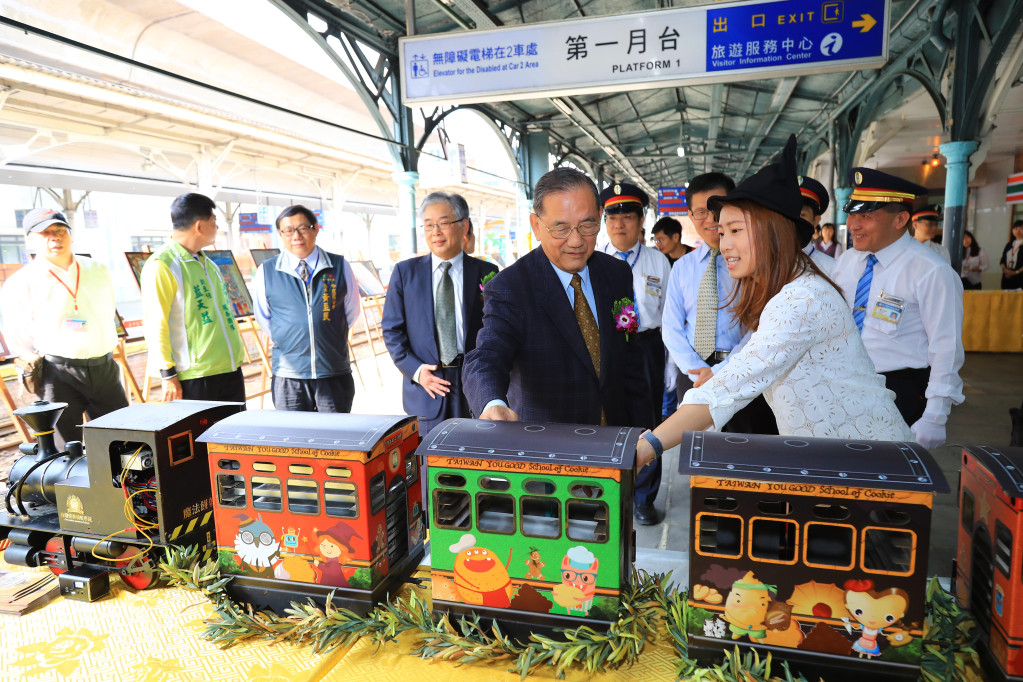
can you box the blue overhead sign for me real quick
[706,0,885,73]
[657,187,688,216]
[399,0,889,106]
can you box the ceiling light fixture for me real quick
[551,98,574,117]
[929,154,940,167]
[677,146,685,158]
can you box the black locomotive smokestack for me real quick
[13,400,67,460]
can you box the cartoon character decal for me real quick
[720,571,804,648]
[233,513,280,572]
[449,533,513,607]
[313,521,362,588]
[552,546,599,615]
[842,579,910,658]
[525,547,546,580]
[281,526,301,552]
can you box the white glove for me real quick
[911,414,946,449]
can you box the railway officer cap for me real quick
[844,168,927,214]
[707,134,815,247]
[599,182,648,216]
[912,204,942,225]
[797,175,830,216]
[22,207,70,236]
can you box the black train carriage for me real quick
[197,410,425,615]
[955,444,1023,681]
[417,418,640,639]
[1,400,243,599]
[679,431,948,682]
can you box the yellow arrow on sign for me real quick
[852,14,877,33]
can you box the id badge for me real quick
[870,291,905,325]
[645,275,662,297]
[64,318,89,332]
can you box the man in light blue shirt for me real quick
[661,173,778,435]
[254,205,361,412]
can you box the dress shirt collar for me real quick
[693,241,719,261]
[32,253,78,274]
[802,243,814,256]
[431,250,464,274]
[859,229,913,268]
[604,240,641,256]
[548,259,592,294]
[278,246,326,275]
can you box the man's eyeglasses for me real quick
[421,218,464,233]
[38,227,70,239]
[690,208,710,220]
[279,225,316,237]
[533,214,601,239]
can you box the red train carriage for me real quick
[679,431,948,682]
[956,445,1023,681]
[198,411,425,613]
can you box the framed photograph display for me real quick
[124,251,151,289]
[205,250,254,318]
[351,259,385,297]
[249,248,280,271]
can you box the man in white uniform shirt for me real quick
[911,206,952,264]
[798,175,836,275]
[0,208,128,447]
[598,182,671,524]
[831,168,964,449]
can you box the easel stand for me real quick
[0,362,31,443]
[113,338,144,403]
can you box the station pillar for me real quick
[834,186,852,227]
[939,140,978,274]
[394,170,420,255]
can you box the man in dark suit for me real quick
[463,167,651,428]
[382,191,498,442]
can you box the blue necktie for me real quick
[616,250,633,262]
[853,254,878,332]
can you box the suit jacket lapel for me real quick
[461,256,477,346]
[534,251,598,378]
[418,254,436,334]
[590,257,615,385]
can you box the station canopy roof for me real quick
[295,0,956,190]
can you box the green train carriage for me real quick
[417,418,640,637]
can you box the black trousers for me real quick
[271,374,355,413]
[882,367,930,427]
[677,359,779,436]
[42,353,129,449]
[180,368,246,403]
[633,330,665,507]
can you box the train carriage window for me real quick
[287,479,320,515]
[804,522,856,569]
[477,493,515,534]
[749,518,798,564]
[218,459,241,471]
[567,500,609,543]
[437,473,466,487]
[369,472,386,515]
[868,508,911,526]
[326,466,352,478]
[756,500,792,516]
[480,476,510,491]
[251,476,282,511]
[253,462,277,472]
[861,527,916,576]
[569,483,603,499]
[523,479,556,495]
[695,513,743,559]
[995,520,1013,578]
[289,464,314,475]
[813,504,851,521]
[405,457,418,486]
[167,432,194,466]
[702,496,738,511]
[216,474,246,508]
[960,488,975,534]
[521,496,560,538]
[324,481,358,518]
[434,490,471,529]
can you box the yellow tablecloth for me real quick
[962,290,1023,352]
[0,563,347,682]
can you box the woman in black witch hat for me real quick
[637,136,911,468]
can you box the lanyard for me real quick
[300,250,320,288]
[613,244,641,269]
[48,262,81,314]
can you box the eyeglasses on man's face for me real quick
[533,213,601,240]
[279,224,316,238]
[690,208,710,220]
[421,218,464,234]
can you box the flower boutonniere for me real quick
[613,297,638,340]
[479,270,497,298]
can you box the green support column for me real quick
[523,131,550,200]
[939,140,978,274]
[394,170,420,255]
[834,186,852,227]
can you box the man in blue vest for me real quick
[253,205,361,412]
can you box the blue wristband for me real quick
[641,431,664,459]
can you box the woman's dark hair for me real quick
[962,230,980,257]
[715,199,841,333]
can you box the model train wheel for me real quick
[44,537,68,576]
[115,548,159,590]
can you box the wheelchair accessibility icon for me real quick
[411,59,429,79]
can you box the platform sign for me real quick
[657,187,688,216]
[400,0,889,106]
[1008,172,1023,204]
[239,212,271,233]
